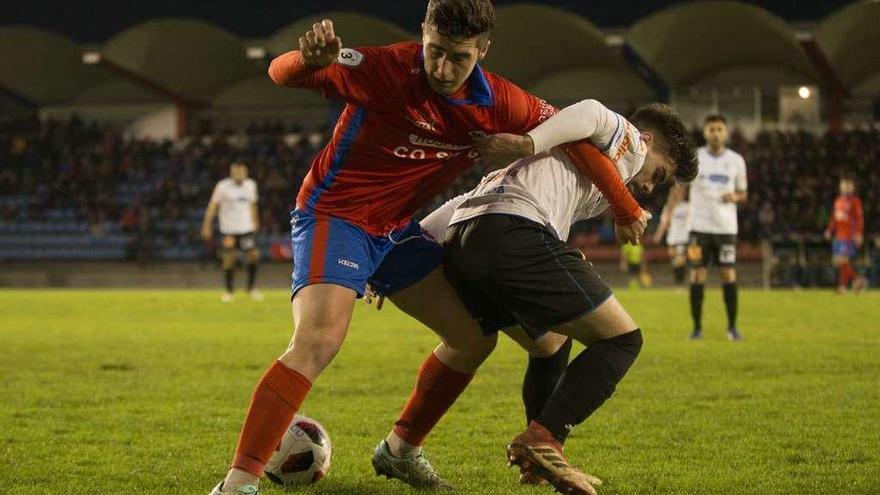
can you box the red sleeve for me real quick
[561,140,642,225]
[493,79,557,134]
[268,47,396,107]
[826,200,836,235]
[854,198,864,236]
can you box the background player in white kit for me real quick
[201,162,262,302]
[654,186,690,286]
[664,115,747,340]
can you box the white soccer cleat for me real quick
[209,481,259,494]
[221,292,234,303]
[249,290,264,301]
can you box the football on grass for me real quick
[265,415,332,486]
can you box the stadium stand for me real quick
[1,2,879,287]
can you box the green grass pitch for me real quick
[1,289,878,494]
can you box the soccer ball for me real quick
[265,415,332,486]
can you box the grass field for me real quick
[1,289,878,494]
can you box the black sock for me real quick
[224,268,234,293]
[723,282,738,329]
[246,263,258,291]
[522,338,572,424]
[690,283,704,330]
[674,265,686,285]
[536,329,643,443]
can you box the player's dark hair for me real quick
[425,0,496,40]
[630,103,698,184]
[704,114,727,125]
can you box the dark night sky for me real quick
[0,0,857,43]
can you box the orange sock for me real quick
[839,262,855,288]
[232,360,312,476]
[393,353,474,447]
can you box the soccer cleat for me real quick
[853,276,867,294]
[689,329,703,340]
[221,292,234,303]
[727,327,742,341]
[249,290,264,301]
[507,428,602,495]
[371,440,452,490]
[208,481,259,495]
[519,470,549,486]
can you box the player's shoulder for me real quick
[726,148,746,163]
[481,68,530,99]
[346,41,418,69]
[216,177,233,188]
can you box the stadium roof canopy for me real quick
[484,5,653,102]
[816,1,880,97]
[102,18,259,103]
[265,12,415,56]
[212,75,325,110]
[0,27,159,106]
[627,1,818,87]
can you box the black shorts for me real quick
[227,232,257,251]
[688,232,737,268]
[443,214,612,339]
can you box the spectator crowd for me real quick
[1,115,878,264]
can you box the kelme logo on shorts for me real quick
[338,258,359,270]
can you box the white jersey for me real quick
[447,102,645,241]
[210,178,258,235]
[666,201,690,246]
[688,147,747,235]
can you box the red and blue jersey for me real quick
[827,194,864,241]
[269,42,556,236]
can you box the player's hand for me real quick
[823,230,832,241]
[299,19,342,68]
[201,226,212,241]
[615,208,652,246]
[364,284,385,310]
[855,233,864,248]
[473,133,534,169]
[722,192,738,203]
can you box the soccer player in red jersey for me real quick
[210,2,648,493]
[825,177,865,293]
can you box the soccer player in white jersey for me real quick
[654,187,691,286]
[666,115,747,340]
[367,100,697,493]
[201,162,262,302]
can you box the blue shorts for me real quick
[369,227,443,297]
[833,239,857,259]
[290,210,440,297]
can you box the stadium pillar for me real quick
[83,52,200,137]
[798,35,847,134]
[617,42,669,102]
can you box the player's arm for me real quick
[251,184,260,233]
[653,184,685,243]
[824,202,836,240]
[268,19,392,107]
[201,198,219,241]
[722,157,748,204]
[854,197,865,247]
[478,94,645,237]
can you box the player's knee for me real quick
[620,328,644,357]
[720,268,737,283]
[222,250,237,268]
[445,331,497,357]
[247,249,260,263]
[691,268,707,284]
[528,332,569,358]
